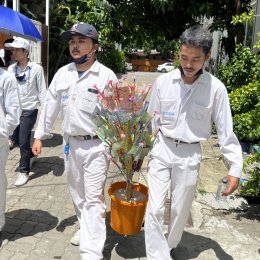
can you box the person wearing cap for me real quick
[0,67,21,246]
[32,23,117,259]
[145,25,242,259]
[5,37,47,187]
[3,39,16,68]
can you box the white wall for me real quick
[29,20,42,64]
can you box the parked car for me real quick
[125,62,133,71]
[157,62,174,73]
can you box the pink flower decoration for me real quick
[120,133,126,139]
[139,141,145,148]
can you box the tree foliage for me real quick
[48,0,252,80]
[106,0,251,57]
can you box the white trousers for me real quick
[0,140,9,231]
[145,133,201,259]
[65,137,109,260]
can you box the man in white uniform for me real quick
[5,37,47,186]
[145,25,243,259]
[32,23,117,260]
[0,68,21,246]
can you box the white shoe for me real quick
[70,230,80,246]
[15,172,29,186]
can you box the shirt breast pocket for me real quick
[79,91,98,114]
[189,103,211,134]
[190,103,211,122]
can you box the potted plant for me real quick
[94,78,157,235]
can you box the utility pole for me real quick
[13,0,19,11]
[45,0,49,86]
[252,0,260,52]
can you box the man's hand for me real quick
[222,175,240,196]
[32,139,42,157]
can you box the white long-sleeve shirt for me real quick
[0,68,21,145]
[34,60,117,142]
[8,60,46,110]
[148,68,243,178]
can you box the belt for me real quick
[165,136,199,145]
[72,135,99,141]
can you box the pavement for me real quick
[0,72,259,260]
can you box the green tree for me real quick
[106,0,251,58]
[47,0,252,80]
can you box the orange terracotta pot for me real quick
[108,181,148,235]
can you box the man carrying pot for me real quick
[145,25,243,259]
[32,22,117,259]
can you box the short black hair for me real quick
[4,38,14,45]
[180,25,213,55]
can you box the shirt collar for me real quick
[68,59,100,74]
[171,68,208,84]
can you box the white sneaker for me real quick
[70,230,80,246]
[15,172,29,186]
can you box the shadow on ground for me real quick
[103,213,233,259]
[29,156,65,179]
[2,209,58,241]
[174,231,233,260]
[56,215,78,232]
[103,212,146,259]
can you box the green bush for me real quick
[229,82,260,114]
[98,49,126,74]
[233,110,260,143]
[216,44,260,93]
[239,153,260,197]
[228,82,260,143]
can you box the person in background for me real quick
[5,37,47,187]
[145,25,243,259]
[0,67,21,246]
[32,23,117,259]
[0,39,15,68]
[0,49,4,67]
[3,39,15,68]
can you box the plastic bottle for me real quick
[216,177,229,201]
